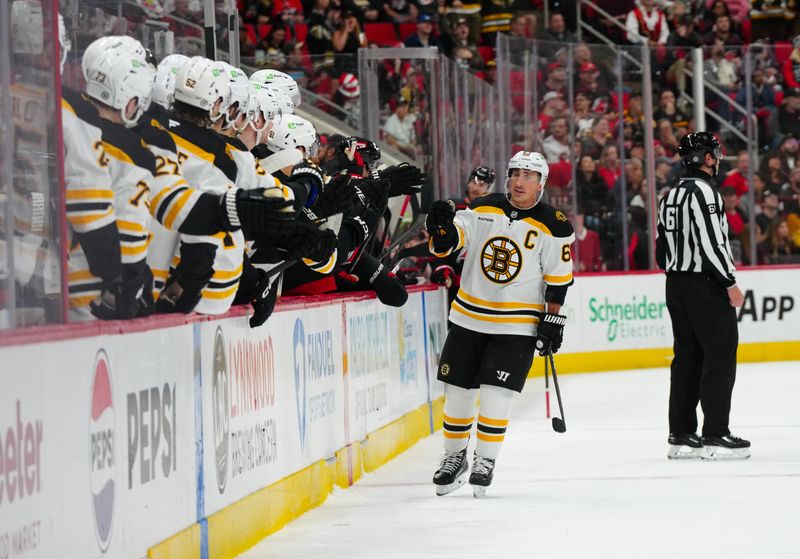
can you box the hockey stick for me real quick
[544,352,551,419]
[547,350,567,433]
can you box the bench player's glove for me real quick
[226,188,296,234]
[425,200,457,253]
[248,270,279,328]
[536,313,567,355]
[378,163,425,197]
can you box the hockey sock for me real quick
[475,384,515,460]
[442,385,478,452]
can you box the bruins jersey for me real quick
[61,88,119,318]
[430,194,575,336]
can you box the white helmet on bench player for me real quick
[246,83,281,145]
[250,68,301,107]
[82,36,155,127]
[152,53,189,110]
[173,56,231,123]
[267,114,318,156]
[218,61,250,132]
[505,151,549,205]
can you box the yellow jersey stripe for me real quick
[117,220,146,233]
[65,189,114,200]
[443,414,475,426]
[69,295,96,307]
[164,189,194,230]
[544,273,573,284]
[171,133,216,164]
[68,270,98,281]
[477,415,509,427]
[102,142,135,165]
[452,301,540,324]
[62,98,76,115]
[121,244,148,256]
[473,206,504,216]
[202,284,239,299]
[521,217,553,236]
[212,263,244,280]
[457,289,544,311]
[68,208,114,225]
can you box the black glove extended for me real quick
[308,172,356,220]
[425,200,457,252]
[535,312,567,355]
[354,178,391,207]
[227,188,297,236]
[430,264,455,287]
[90,264,154,320]
[283,221,338,263]
[379,163,425,197]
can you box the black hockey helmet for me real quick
[678,131,723,168]
[468,165,496,188]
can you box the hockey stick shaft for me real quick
[544,353,551,419]
[548,350,567,433]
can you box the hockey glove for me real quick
[90,265,153,320]
[379,163,425,197]
[155,243,217,314]
[342,136,381,167]
[290,160,326,207]
[354,178,391,208]
[535,313,567,356]
[425,200,457,253]
[308,172,356,220]
[248,270,279,328]
[283,221,338,263]
[225,188,296,234]
[430,265,455,288]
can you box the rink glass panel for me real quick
[1,0,66,329]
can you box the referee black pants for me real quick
[666,273,739,437]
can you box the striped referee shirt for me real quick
[656,169,737,288]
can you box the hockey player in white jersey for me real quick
[426,151,575,497]
[250,69,301,107]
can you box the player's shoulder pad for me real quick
[61,87,100,125]
[224,136,248,152]
[531,203,574,238]
[139,118,178,154]
[468,193,505,210]
[99,119,156,173]
[169,118,237,182]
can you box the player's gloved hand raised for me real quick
[426,200,457,252]
[225,187,296,234]
[308,172,356,219]
[536,313,567,355]
[342,136,381,166]
[379,163,425,197]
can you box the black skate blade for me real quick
[435,472,468,496]
[552,417,566,433]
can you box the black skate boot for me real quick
[701,434,751,460]
[433,448,469,496]
[469,453,495,498]
[667,433,703,460]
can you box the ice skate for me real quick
[667,433,704,460]
[701,435,751,460]
[469,454,495,498]
[433,448,469,496]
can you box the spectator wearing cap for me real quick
[382,0,418,24]
[572,42,614,91]
[333,73,361,127]
[383,99,418,159]
[538,91,566,135]
[404,13,443,49]
[542,116,571,164]
[773,87,800,140]
[444,0,481,46]
[756,188,781,241]
[444,16,483,67]
[625,0,669,46]
[576,63,611,113]
[538,62,567,100]
[483,59,497,85]
[541,11,576,57]
[480,0,514,44]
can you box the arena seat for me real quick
[365,22,399,46]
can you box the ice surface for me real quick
[239,361,800,559]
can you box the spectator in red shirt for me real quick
[782,36,800,89]
[572,211,605,272]
[721,149,751,195]
[721,185,747,238]
[598,143,621,189]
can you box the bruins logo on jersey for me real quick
[481,236,521,283]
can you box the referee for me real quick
[656,131,751,461]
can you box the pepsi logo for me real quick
[90,350,115,553]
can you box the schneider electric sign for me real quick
[588,295,669,342]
